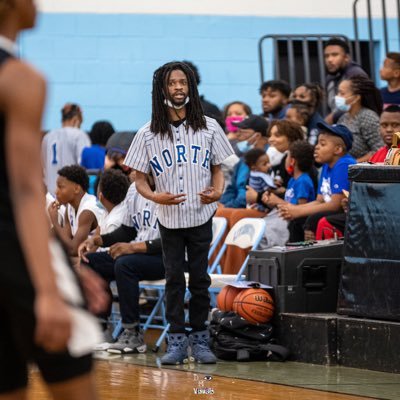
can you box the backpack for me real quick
[209,310,289,362]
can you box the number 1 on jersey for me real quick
[51,143,58,165]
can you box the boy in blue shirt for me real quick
[262,140,315,241]
[279,122,356,241]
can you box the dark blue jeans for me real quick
[159,218,212,333]
[86,252,164,326]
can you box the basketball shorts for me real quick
[0,234,94,393]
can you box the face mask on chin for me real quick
[334,95,351,112]
[164,97,190,110]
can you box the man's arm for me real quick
[135,170,186,205]
[199,164,225,204]
[3,60,71,351]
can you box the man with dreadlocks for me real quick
[125,61,233,365]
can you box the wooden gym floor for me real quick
[26,330,400,399]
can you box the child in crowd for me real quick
[380,52,400,106]
[279,122,356,241]
[370,105,400,162]
[97,169,130,235]
[48,165,103,257]
[244,148,274,211]
[290,83,325,145]
[260,80,291,120]
[285,100,311,135]
[261,140,316,242]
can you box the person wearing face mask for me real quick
[220,101,253,188]
[336,75,384,162]
[42,103,91,195]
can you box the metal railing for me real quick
[353,0,400,81]
[258,34,352,90]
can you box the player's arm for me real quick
[135,170,185,205]
[62,210,97,256]
[199,164,224,204]
[2,60,71,351]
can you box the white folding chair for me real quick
[207,218,266,309]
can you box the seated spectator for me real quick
[261,140,316,242]
[370,105,400,162]
[244,148,274,211]
[260,80,291,120]
[105,131,136,174]
[279,122,356,241]
[79,175,164,353]
[233,114,270,152]
[48,165,103,257]
[81,120,115,170]
[97,169,130,236]
[337,75,384,162]
[380,52,400,106]
[290,82,325,144]
[220,101,252,187]
[285,100,311,137]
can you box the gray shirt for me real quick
[124,116,234,229]
[338,108,383,159]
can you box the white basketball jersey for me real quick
[42,127,91,195]
[66,193,103,237]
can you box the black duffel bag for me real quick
[209,310,289,362]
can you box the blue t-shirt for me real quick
[284,173,316,205]
[318,154,357,203]
[380,87,400,106]
[81,144,106,169]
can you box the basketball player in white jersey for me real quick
[0,1,103,398]
[78,175,165,353]
[42,102,90,195]
[124,61,234,364]
[48,165,103,257]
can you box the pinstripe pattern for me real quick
[122,183,160,242]
[124,116,233,229]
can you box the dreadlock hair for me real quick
[150,61,207,139]
[346,75,383,115]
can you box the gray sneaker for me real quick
[160,333,189,365]
[189,330,217,364]
[107,328,147,354]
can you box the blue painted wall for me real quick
[19,13,397,131]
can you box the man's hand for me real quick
[153,192,186,205]
[198,187,222,204]
[78,236,100,262]
[34,292,72,352]
[78,266,109,314]
[109,242,135,259]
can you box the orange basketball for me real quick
[232,288,274,324]
[216,285,243,311]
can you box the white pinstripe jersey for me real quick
[41,127,91,195]
[122,183,160,242]
[124,116,234,229]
